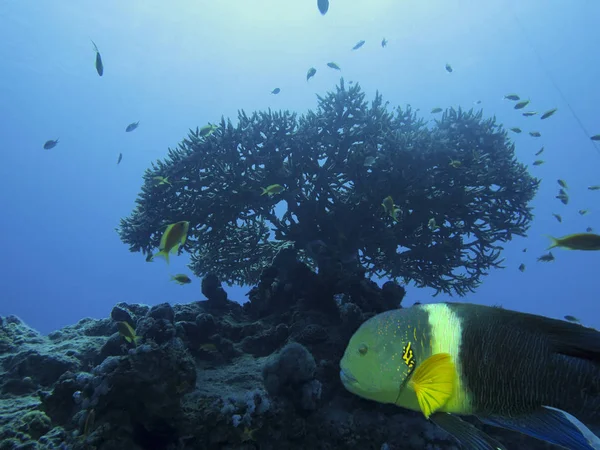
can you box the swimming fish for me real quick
[317,0,329,15]
[199,124,218,137]
[381,38,388,48]
[381,196,400,221]
[522,111,538,117]
[529,131,542,137]
[306,67,317,81]
[564,315,581,324]
[428,218,438,231]
[541,108,558,120]
[153,176,171,186]
[591,135,600,141]
[448,159,461,168]
[548,233,600,251]
[171,274,192,285]
[43,139,59,150]
[557,179,568,189]
[503,94,520,101]
[537,251,555,262]
[153,221,190,264]
[552,213,562,223]
[509,127,522,133]
[340,302,600,450]
[117,321,140,346]
[518,263,525,272]
[117,153,122,165]
[587,227,593,233]
[535,147,545,156]
[271,88,281,95]
[125,121,139,132]
[431,107,443,114]
[514,100,530,109]
[579,210,590,216]
[352,40,365,50]
[327,62,341,70]
[588,186,600,191]
[445,63,453,73]
[556,189,569,205]
[533,160,544,166]
[91,40,103,77]
[261,184,284,196]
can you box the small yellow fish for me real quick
[261,184,284,196]
[171,274,192,285]
[117,321,140,346]
[381,196,400,221]
[153,176,171,186]
[529,131,541,137]
[153,221,190,264]
[540,108,558,120]
[449,159,461,168]
[199,343,218,352]
[578,209,589,216]
[199,124,218,137]
[428,218,438,231]
[547,233,600,251]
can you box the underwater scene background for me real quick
[1,1,600,449]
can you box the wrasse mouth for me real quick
[339,368,358,386]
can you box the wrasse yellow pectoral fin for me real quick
[480,406,600,450]
[408,353,455,419]
[430,413,508,450]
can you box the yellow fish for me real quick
[381,196,400,221]
[171,274,192,285]
[261,184,284,196]
[153,221,190,263]
[116,321,140,346]
[153,176,171,186]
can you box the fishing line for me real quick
[507,1,600,157]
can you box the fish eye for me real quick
[358,343,368,355]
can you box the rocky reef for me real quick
[0,255,557,449]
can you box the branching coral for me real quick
[118,79,538,295]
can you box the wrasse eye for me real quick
[358,343,368,355]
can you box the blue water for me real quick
[1,0,599,334]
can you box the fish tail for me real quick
[546,235,560,250]
[260,188,267,196]
[154,250,170,264]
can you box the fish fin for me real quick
[153,250,170,264]
[479,407,600,450]
[169,243,180,255]
[408,353,455,419]
[430,413,507,450]
[546,235,560,250]
[260,188,267,196]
